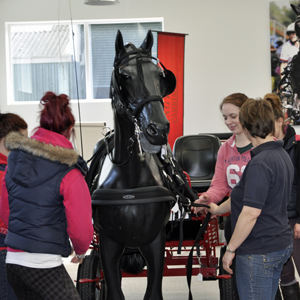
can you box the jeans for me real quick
[0,249,17,300]
[236,243,292,300]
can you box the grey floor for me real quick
[65,246,224,300]
[65,246,300,300]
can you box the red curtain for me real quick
[157,32,186,148]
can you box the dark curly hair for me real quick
[0,113,27,139]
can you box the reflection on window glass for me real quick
[8,20,162,102]
[11,24,85,101]
[91,22,162,99]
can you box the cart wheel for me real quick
[76,250,103,300]
[219,245,235,300]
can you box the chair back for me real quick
[173,134,221,192]
[202,132,232,144]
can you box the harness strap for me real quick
[153,152,210,255]
[114,49,163,71]
[85,131,114,194]
[126,96,164,120]
[92,185,175,206]
[114,49,150,69]
[92,197,174,206]
[186,212,211,300]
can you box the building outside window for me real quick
[6,19,162,102]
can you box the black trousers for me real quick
[6,264,81,300]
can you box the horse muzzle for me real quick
[144,122,170,145]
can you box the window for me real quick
[6,19,163,102]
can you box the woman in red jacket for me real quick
[0,113,27,300]
[0,92,94,300]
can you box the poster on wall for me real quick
[270,1,300,124]
[157,32,186,148]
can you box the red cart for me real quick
[76,212,234,300]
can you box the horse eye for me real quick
[122,74,131,80]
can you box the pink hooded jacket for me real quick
[204,135,252,204]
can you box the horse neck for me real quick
[111,111,165,188]
[113,112,137,164]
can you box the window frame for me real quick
[5,17,164,105]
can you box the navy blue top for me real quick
[231,140,293,255]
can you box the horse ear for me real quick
[140,30,153,54]
[115,30,126,59]
[291,4,300,15]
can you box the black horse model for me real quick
[77,30,198,300]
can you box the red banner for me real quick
[157,31,186,149]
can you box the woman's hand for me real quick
[192,194,210,214]
[294,223,300,239]
[71,254,85,264]
[222,250,235,274]
[207,203,220,215]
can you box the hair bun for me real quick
[39,91,75,136]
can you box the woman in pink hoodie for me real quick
[193,93,252,300]
[194,93,252,213]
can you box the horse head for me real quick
[110,30,176,153]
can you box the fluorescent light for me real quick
[84,0,119,5]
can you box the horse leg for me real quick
[139,228,166,300]
[99,229,125,300]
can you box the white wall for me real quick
[0,0,274,141]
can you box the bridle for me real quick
[107,46,170,165]
[111,47,168,122]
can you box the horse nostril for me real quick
[147,123,158,136]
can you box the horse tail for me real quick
[119,251,146,274]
